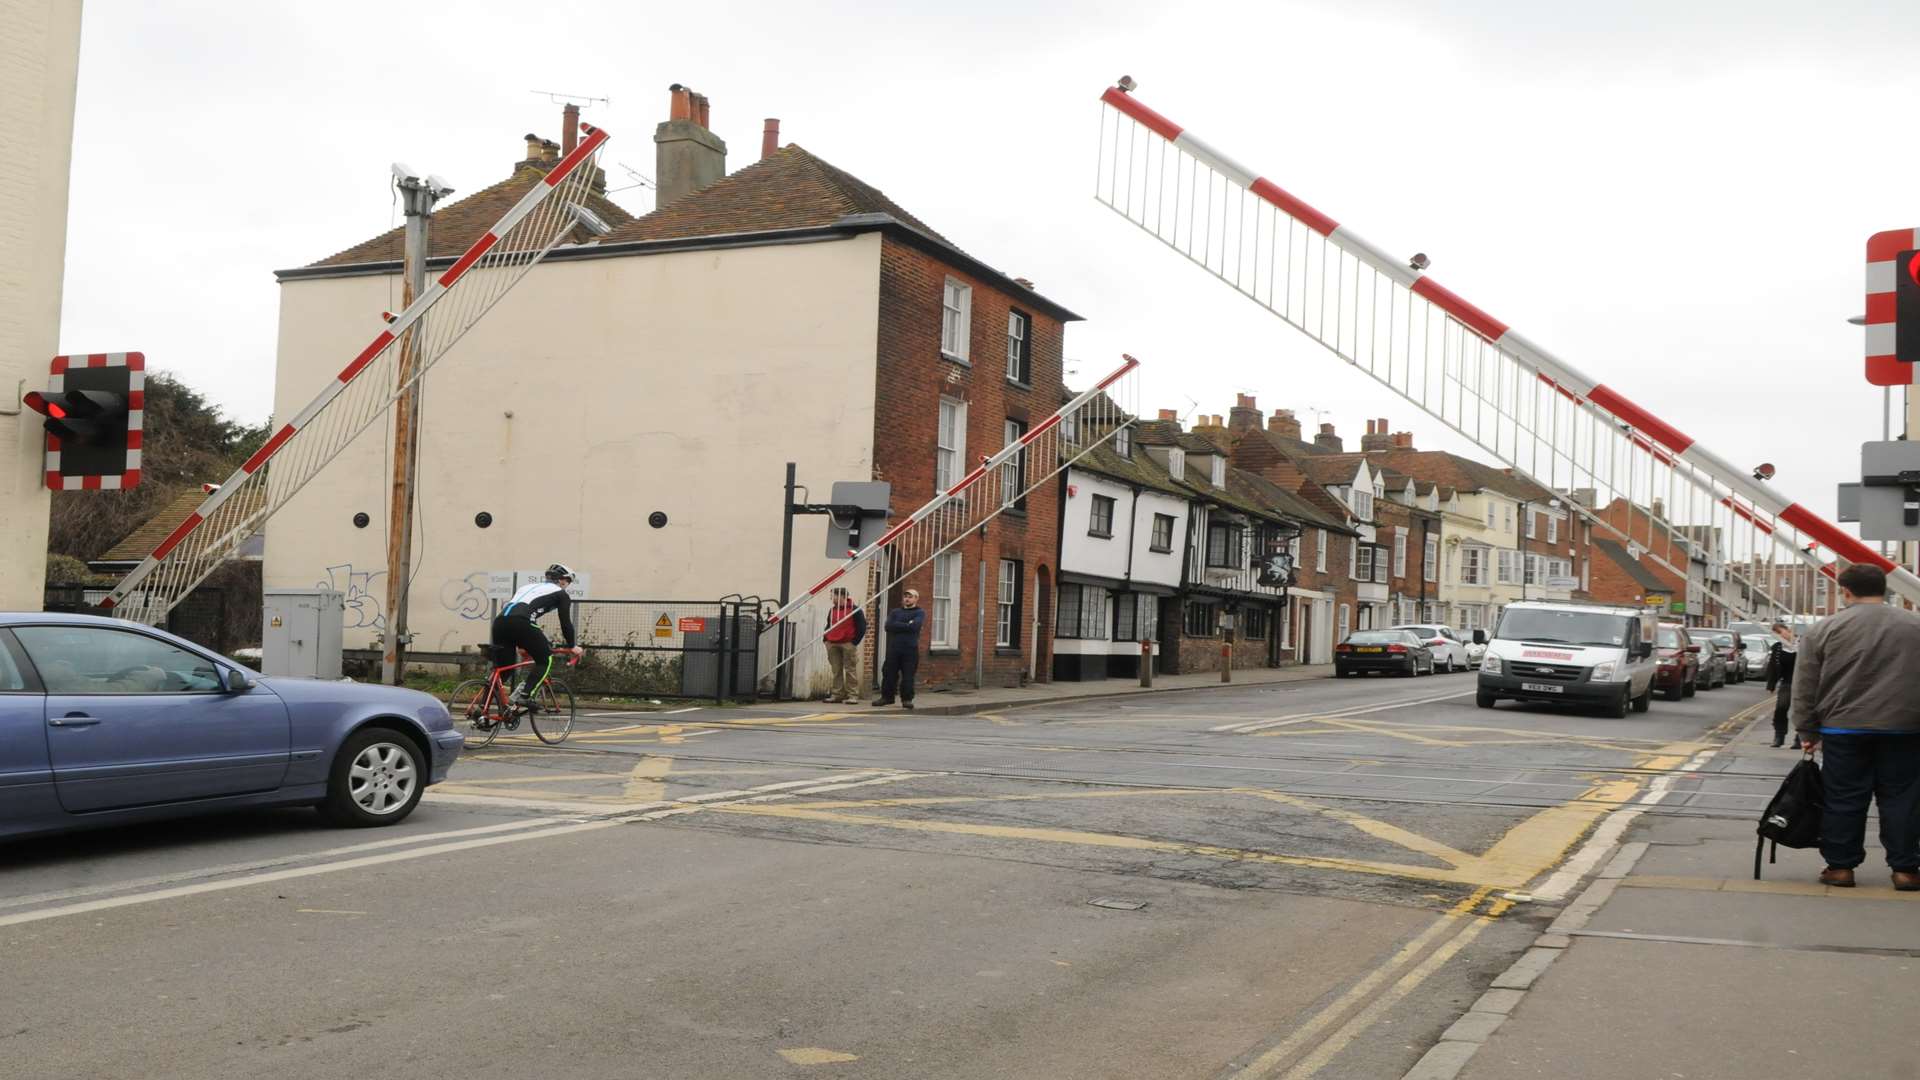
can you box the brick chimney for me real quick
[563,103,580,154]
[1157,408,1179,422]
[1228,393,1261,432]
[1361,418,1395,453]
[1314,422,1343,452]
[1391,431,1415,449]
[1268,409,1302,440]
[655,83,727,209]
[762,118,780,160]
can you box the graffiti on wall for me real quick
[441,572,492,621]
[319,564,386,630]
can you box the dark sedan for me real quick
[1334,629,1436,678]
[1698,631,1747,684]
[1,613,464,842]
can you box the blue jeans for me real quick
[1818,733,1920,872]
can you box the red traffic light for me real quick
[1909,251,1920,289]
[21,391,65,419]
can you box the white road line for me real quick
[1212,690,1477,734]
[0,772,903,930]
[0,816,567,912]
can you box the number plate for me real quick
[1520,682,1563,693]
[1356,647,1384,653]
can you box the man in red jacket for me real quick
[822,587,868,704]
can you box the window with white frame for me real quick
[936,397,967,493]
[1211,455,1226,487]
[1524,553,1541,585]
[1316,529,1328,572]
[1525,509,1537,539]
[1373,546,1389,584]
[996,559,1021,647]
[1337,604,1351,640]
[1004,311,1030,383]
[1547,514,1558,545]
[1503,504,1513,533]
[1393,532,1407,578]
[1168,448,1186,479]
[1349,538,1359,579]
[1056,584,1111,639]
[1424,535,1438,582]
[1001,419,1026,509]
[1352,487,1374,521]
[941,278,971,361]
[1357,545,1375,582]
[1206,522,1245,568]
[1497,549,1519,585]
[1460,547,1487,585]
[931,552,960,648]
[1113,425,1131,456]
[1485,501,1496,528]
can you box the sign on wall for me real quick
[485,569,592,601]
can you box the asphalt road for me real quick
[0,671,1782,1079]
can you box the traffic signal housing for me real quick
[1898,249,1920,365]
[23,353,144,489]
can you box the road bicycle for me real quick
[447,647,579,748]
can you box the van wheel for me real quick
[1476,691,1496,709]
[1631,688,1652,713]
[1607,691,1630,719]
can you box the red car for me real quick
[1652,623,1700,701]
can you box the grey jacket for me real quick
[1792,602,1920,737]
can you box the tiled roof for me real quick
[306,159,635,269]
[1594,538,1672,592]
[1227,469,1354,535]
[1070,436,1188,500]
[94,488,268,567]
[605,144,953,247]
[1361,449,1553,502]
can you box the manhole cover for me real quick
[1087,896,1149,911]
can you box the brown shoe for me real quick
[1893,870,1920,892]
[1819,867,1857,888]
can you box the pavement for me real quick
[5,669,1875,1079]
[1416,708,1920,1080]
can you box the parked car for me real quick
[1692,643,1728,691]
[1476,601,1657,718]
[1391,624,1472,672]
[1652,623,1700,701]
[0,613,464,842]
[1335,629,1436,677]
[1697,630,1747,684]
[1738,634,1774,678]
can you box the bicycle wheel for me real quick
[531,679,575,745]
[448,678,499,749]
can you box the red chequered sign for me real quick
[42,352,145,489]
[678,617,707,633]
[1866,228,1920,386]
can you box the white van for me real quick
[1477,601,1658,718]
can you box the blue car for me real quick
[0,612,463,841]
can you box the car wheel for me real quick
[1664,684,1683,702]
[1632,687,1652,713]
[1333,667,1347,679]
[1476,691,1497,709]
[322,727,426,828]
[1682,678,1696,698]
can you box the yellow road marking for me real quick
[623,755,674,802]
[777,1048,859,1065]
[1225,889,1490,1079]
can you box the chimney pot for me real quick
[523,134,545,162]
[761,118,780,159]
[562,103,579,155]
[1313,422,1344,452]
[1267,408,1303,439]
[1377,416,1389,433]
[1236,393,1256,409]
[668,84,692,122]
[1319,423,1336,435]
[694,93,710,128]
[1157,408,1179,421]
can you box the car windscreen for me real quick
[1346,630,1406,644]
[1656,627,1681,648]
[1706,634,1734,647]
[1742,637,1773,652]
[1402,626,1438,638]
[1495,609,1631,648]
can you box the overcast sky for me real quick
[57,0,1920,542]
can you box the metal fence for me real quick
[45,582,255,655]
[566,599,764,702]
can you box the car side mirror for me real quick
[1471,630,1487,645]
[1635,642,1653,659]
[223,667,252,693]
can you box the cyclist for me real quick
[492,563,584,715]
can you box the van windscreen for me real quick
[1495,609,1631,648]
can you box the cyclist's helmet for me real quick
[545,563,577,583]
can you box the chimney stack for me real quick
[1361,417,1395,453]
[1314,423,1343,452]
[563,103,579,155]
[1391,431,1415,449]
[1268,409,1302,440]
[762,118,780,160]
[1228,393,1261,432]
[655,83,728,209]
[1157,408,1179,421]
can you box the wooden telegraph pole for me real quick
[383,170,450,684]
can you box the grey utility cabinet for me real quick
[263,589,344,679]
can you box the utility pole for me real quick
[382,172,448,684]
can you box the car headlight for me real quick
[1481,655,1502,675]
[1591,661,1617,681]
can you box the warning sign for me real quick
[678,616,707,633]
[654,614,673,639]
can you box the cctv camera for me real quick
[1117,75,1137,92]
[390,161,419,182]
[1752,463,1776,482]
[426,174,455,197]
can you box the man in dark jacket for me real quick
[873,588,926,709]
[1764,620,1798,748]
[822,587,868,705]
[1792,565,1920,891]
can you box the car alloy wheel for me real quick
[347,740,418,816]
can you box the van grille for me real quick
[1514,661,1585,682]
